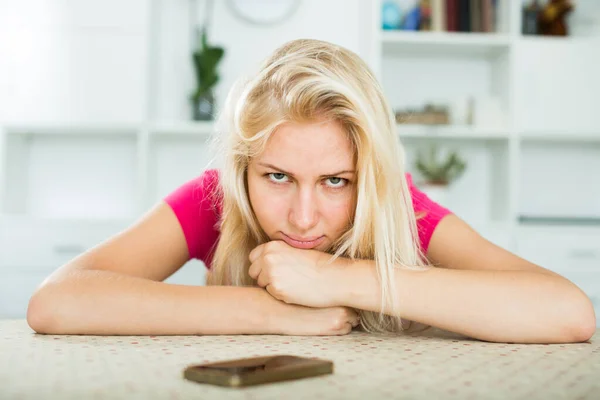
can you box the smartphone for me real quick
[183,355,333,388]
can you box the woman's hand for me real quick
[248,240,344,308]
[271,303,360,336]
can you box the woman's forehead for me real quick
[256,120,355,175]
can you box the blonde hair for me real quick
[205,38,432,334]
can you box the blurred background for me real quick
[0,0,599,324]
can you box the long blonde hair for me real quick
[205,38,432,334]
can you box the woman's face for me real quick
[247,119,357,251]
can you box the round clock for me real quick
[227,0,301,26]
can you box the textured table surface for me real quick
[1,319,599,400]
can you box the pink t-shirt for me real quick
[164,169,452,267]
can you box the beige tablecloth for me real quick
[1,320,599,399]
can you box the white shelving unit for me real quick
[1,0,599,322]
[367,0,600,324]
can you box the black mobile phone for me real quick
[183,355,334,388]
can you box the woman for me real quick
[27,39,595,343]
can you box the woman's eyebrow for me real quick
[257,162,355,177]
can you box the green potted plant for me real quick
[190,1,224,121]
[414,144,466,205]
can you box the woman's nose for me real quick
[289,187,319,232]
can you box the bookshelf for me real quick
[372,0,600,323]
[0,0,599,321]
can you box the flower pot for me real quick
[419,182,449,206]
[192,91,215,121]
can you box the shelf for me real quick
[405,136,511,226]
[520,131,600,144]
[516,35,589,44]
[0,121,217,138]
[149,121,214,137]
[381,31,511,57]
[1,130,138,218]
[7,123,599,145]
[2,123,140,137]
[398,124,509,141]
[0,214,135,225]
[518,216,600,227]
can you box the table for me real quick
[1,320,599,399]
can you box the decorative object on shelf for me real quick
[382,0,403,30]
[227,0,301,26]
[448,96,477,126]
[470,95,504,128]
[395,104,450,125]
[414,144,466,205]
[522,0,541,35]
[403,4,421,31]
[191,0,225,121]
[418,0,432,31]
[538,0,574,36]
[466,96,474,125]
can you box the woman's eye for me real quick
[325,177,347,188]
[268,173,288,183]
[266,173,346,188]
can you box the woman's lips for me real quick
[281,233,325,249]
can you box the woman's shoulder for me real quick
[163,168,222,261]
[404,172,453,253]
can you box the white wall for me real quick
[0,0,368,124]
[0,0,150,124]
[154,0,366,121]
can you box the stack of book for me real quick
[440,0,499,32]
[384,0,500,33]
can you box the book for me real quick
[431,0,447,31]
[446,0,458,31]
[471,0,481,32]
[481,0,493,32]
[457,0,471,32]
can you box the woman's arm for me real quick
[331,215,596,344]
[28,269,278,335]
[335,264,592,343]
[27,202,358,336]
[29,270,362,336]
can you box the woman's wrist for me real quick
[327,258,380,310]
[254,287,292,335]
[321,256,357,307]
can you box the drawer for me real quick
[516,227,600,274]
[0,216,133,272]
[560,269,600,295]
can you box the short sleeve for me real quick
[406,173,453,254]
[163,169,222,265]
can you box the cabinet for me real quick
[516,226,600,322]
